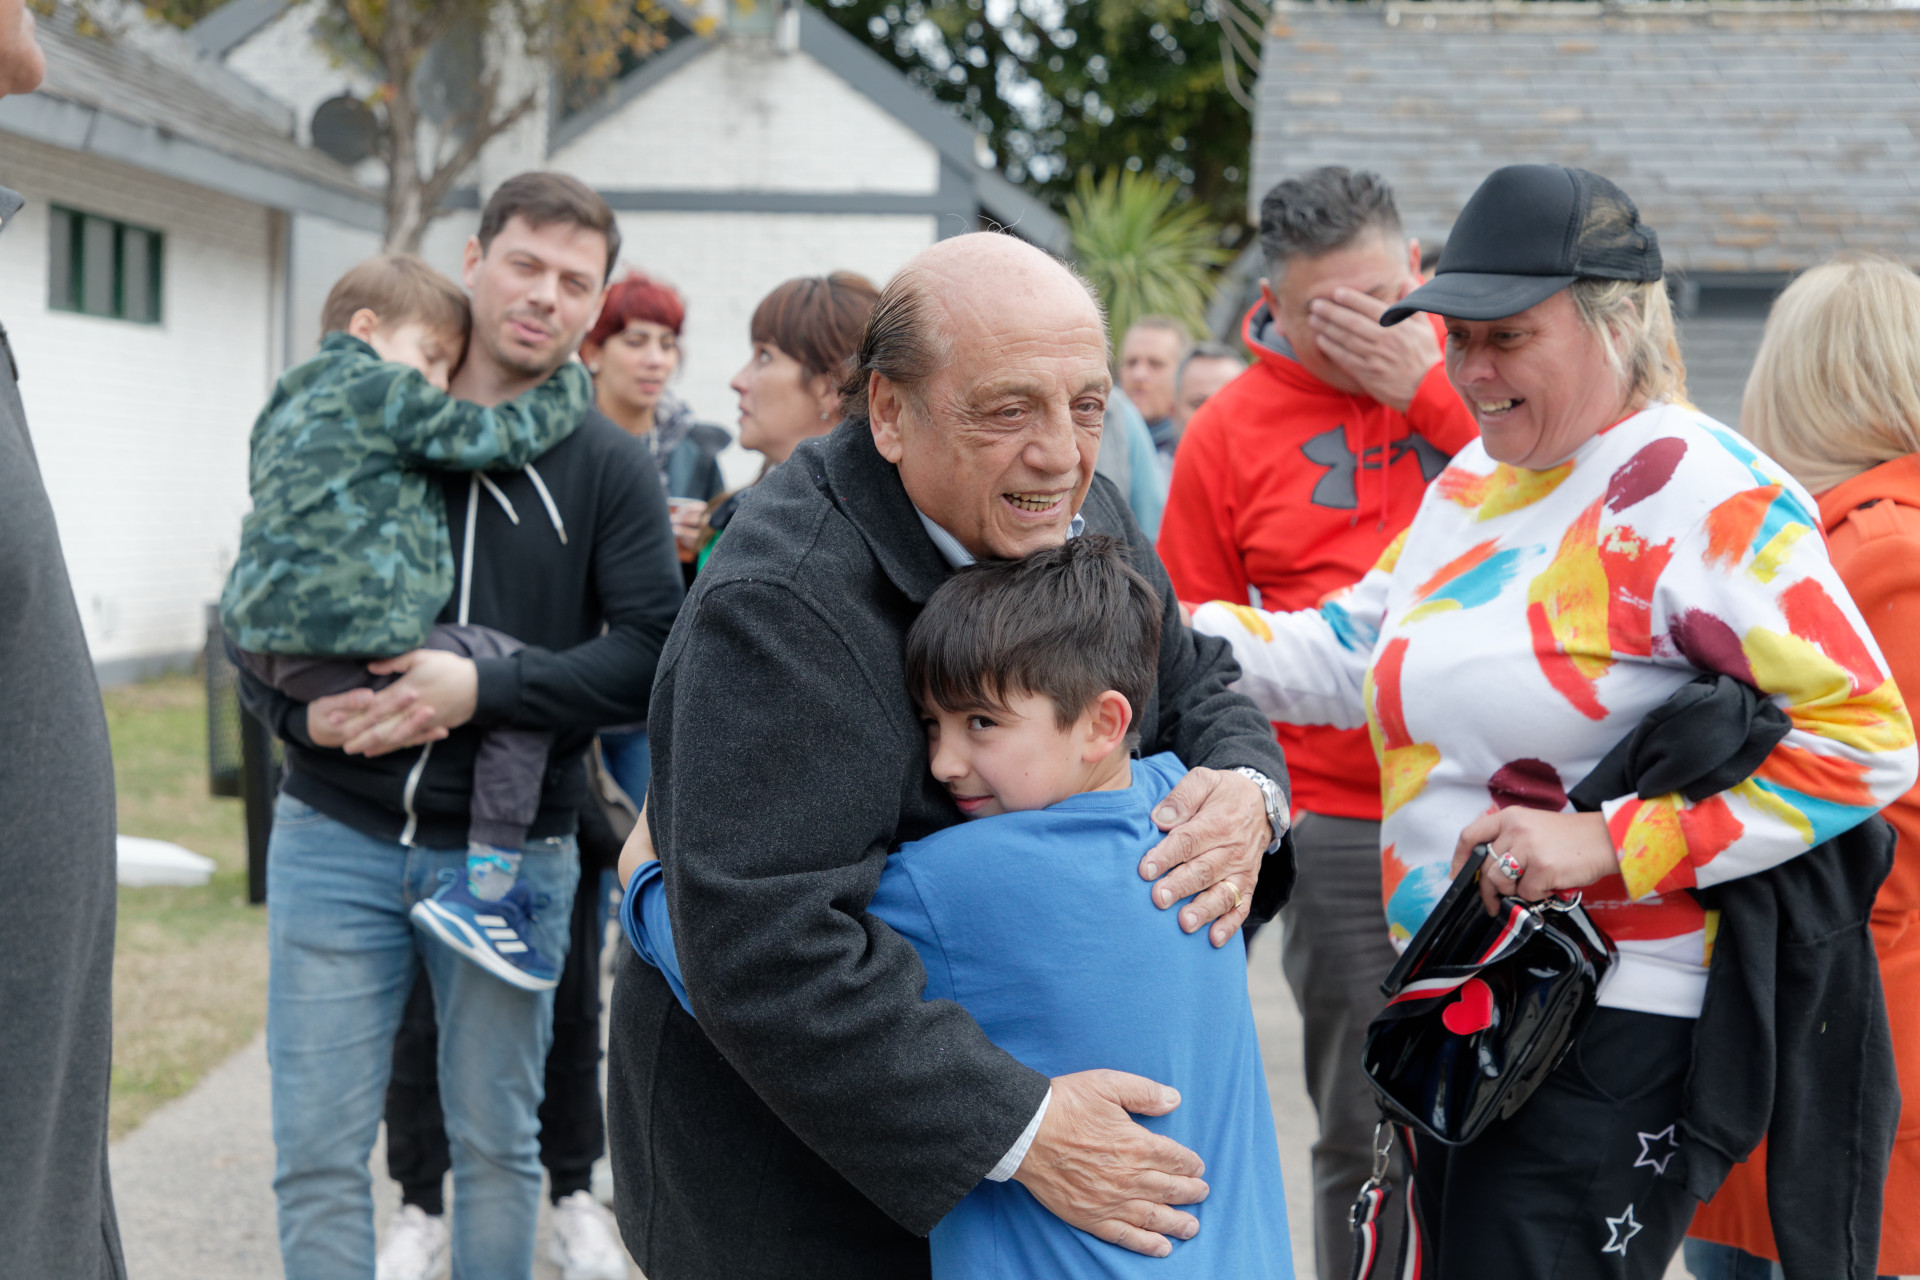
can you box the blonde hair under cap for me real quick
[1741,255,1920,495]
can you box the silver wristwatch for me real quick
[1230,767,1289,856]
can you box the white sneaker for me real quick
[375,1204,449,1280]
[548,1189,629,1280]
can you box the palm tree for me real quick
[1065,168,1232,345]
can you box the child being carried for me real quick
[220,254,593,992]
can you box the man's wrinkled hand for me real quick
[1308,284,1441,412]
[1139,767,1273,946]
[1013,1069,1209,1257]
[325,649,478,757]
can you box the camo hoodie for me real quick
[220,332,591,656]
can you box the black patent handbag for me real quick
[1361,843,1616,1147]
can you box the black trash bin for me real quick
[205,606,279,905]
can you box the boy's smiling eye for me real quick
[966,714,997,731]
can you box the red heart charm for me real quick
[1441,977,1495,1035]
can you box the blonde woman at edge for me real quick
[1685,255,1920,1280]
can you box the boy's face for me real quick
[368,320,464,392]
[922,690,1121,819]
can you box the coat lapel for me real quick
[812,421,953,605]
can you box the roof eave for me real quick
[0,91,383,230]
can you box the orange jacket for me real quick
[1157,301,1477,819]
[1690,454,1920,1273]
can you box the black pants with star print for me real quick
[1403,1008,1699,1278]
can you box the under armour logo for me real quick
[1301,425,1450,510]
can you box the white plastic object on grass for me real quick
[116,836,217,887]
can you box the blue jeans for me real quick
[265,794,579,1280]
[597,728,650,806]
[1682,1240,1782,1280]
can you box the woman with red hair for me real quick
[581,271,730,562]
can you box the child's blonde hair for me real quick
[320,254,470,341]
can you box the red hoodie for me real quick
[1158,300,1478,820]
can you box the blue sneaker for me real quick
[410,880,560,991]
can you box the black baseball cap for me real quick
[1381,164,1662,326]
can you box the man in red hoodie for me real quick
[1158,166,1476,1279]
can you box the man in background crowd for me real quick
[1171,341,1247,447]
[1157,165,1477,1280]
[1119,314,1193,465]
[0,1,126,1275]
[236,173,683,1279]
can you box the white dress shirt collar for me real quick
[913,508,1086,570]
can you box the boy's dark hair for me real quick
[1258,166,1402,278]
[477,171,621,284]
[905,535,1162,748]
[320,253,470,339]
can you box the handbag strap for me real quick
[1348,1121,1407,1280]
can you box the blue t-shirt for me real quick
[622,751,1292,1280]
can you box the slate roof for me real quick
[1253,1,1920,273]
[0,1,378,227]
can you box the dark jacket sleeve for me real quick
[653,580,1051,1236]
[472,438,684,730]
[232,648,315,749]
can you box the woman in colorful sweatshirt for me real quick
[1192,166,1918,1279]
[1684,257,1920,1280]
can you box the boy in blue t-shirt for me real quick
[621,535,1293,1278]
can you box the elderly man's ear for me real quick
[868,371,909,465]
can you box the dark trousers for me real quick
[386,863,608,1211]
[238,623,550,848]
[1277,812,1407,1280]
[1407,1008,1698,1279]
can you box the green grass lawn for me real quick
[105,674,267,1140]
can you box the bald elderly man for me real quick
[607,234,1295,1278]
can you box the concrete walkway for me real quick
[108,934,1684,1280]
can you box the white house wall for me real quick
[0,133,274,677]
[551,43,941,195]
[612,210,935,489]
[286,212,382,358]
[223,1,374,149]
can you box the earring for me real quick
[819,410,829,421]
[587,364,600,375]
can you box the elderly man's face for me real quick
[871,255,1110,561]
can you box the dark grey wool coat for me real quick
[0,189,127,1280]
[607,418,1293,1279]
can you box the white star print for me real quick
[1603,1204,1643,1256]
[1634,1124,1680,1175]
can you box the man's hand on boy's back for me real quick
[1014,1069,1209,1258]
[1139,767,1274,947]
[307,649,476,755]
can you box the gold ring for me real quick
[1227,882,1245,912]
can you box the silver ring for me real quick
[1493,852,1524,882]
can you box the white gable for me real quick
[551,42,941,195]
[222,1,375,150]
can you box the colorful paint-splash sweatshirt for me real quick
[1192,401,1918,1018]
